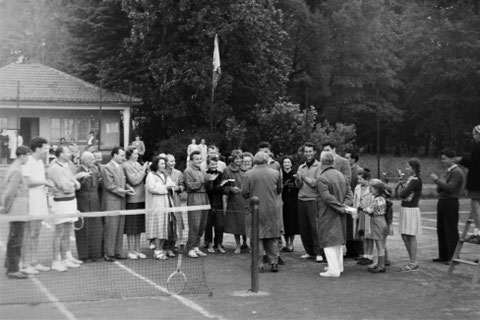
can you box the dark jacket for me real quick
[399,175,422,208]
[459,142,480,191]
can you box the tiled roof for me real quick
[0,63,141,104]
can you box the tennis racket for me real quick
[166,252,187,295]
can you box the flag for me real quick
[212,34,221,89]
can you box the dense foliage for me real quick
[1,0,479,157]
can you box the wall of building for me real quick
[0,108,121,150]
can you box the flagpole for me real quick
[210,84,214,133]
[211,34,221,134]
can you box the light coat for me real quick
[316,167,353,248]
[2,160,28,216]
[101,161,127,211]
[241,164,282,239]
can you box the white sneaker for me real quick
[33,264,51,272]
[51,261,67,272]
[67,256,83,265]
[127,252,138,259]
[194,247,207,257]
[188,250,199,258]
[63,259,80,269]
[21,265,39,275]
[316,255,324,262]
[301,254,313,259]
[319,271,340,278]
[136,251,147,259]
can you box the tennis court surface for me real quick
[1,200,479,319]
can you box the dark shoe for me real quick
[271,264,279,272]
[432,258,448,263]
[465,235,480,244]
[104,255,116,262]
[259,266,264,273]
[7,271,29,279]
[357,258,373,265]
[114,254,127,260]
[368,266,386,273]
[278,256,285,265]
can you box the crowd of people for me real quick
[1,124,479,280]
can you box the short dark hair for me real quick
[125,146,136,160]
[322,142,336,149]
[229,149,243,163]
[54,146,66,158]
[30,136,48,152]
[206,155,219,165]
[207,145,217,151]
[190,150,201,161]
[407,158,421,175]
[282,156,294,168]
[358,168,371,180]
[257,142,271,151]
[110,146,124,158]
[346,149,359,162]
[16,145,31,157]
[150,155,167,172]
[89,131,94,135]
[303,142,317,152]
[441,148,456,159]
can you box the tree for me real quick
[122,0,292,138]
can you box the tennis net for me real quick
[0,205,212,304]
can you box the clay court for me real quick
[0,200,479,320]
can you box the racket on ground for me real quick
[166,252,187,295]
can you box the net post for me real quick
[250,196,260,293]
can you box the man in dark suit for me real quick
[101,147,134,261]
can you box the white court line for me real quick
[0,240,77,320]
[114,261,226,320]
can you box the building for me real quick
[0,63,141,150]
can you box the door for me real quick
[20,117,39,147]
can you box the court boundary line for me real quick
[0,240,77,320]
[114,261,226,320]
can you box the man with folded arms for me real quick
[2,146,31,279]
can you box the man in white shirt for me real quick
[21,137,53,274]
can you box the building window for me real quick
[0,117,8,130]
[77,118,89,142]
[50,118,61,142]
[63,118,75,141]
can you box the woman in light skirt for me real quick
[397,158,423,272]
